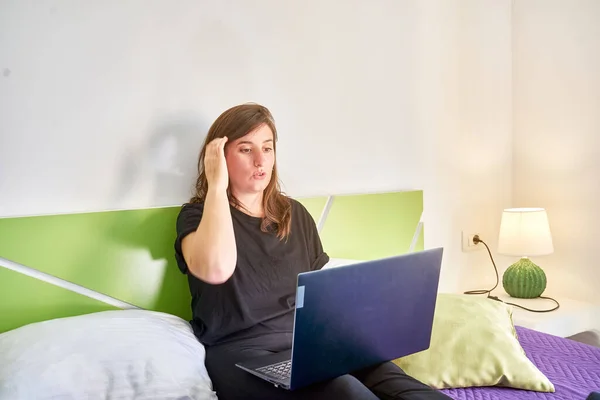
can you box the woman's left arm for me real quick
[302,205,330,271]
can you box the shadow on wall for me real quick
[102,206,196,320]
[111,113,209,208]
[99,113,211,319]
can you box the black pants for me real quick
[205,332,452,400]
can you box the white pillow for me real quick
[0,310,217,400]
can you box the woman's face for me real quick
[224,123,275,196]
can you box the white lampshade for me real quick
[497,208,554,257]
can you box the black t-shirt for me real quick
[174,197,329,346]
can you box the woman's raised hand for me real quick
[204,137,229,192]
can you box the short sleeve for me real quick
[295,201,329,271]
[174,203,204,274]
[311,251,330,271]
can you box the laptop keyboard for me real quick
[256,360,292,380]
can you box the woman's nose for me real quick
[254,153,265,167]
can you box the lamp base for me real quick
[502,257,547,299]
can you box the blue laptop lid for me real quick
[289,247,443,390]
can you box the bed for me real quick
[442,325,600,399]
[1,190,599,399]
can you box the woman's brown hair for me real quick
[190,103,292,240]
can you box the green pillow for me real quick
[393,293,555,392]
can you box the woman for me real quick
[174,103,450,400]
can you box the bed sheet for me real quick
[440,326,600,400]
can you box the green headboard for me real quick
[0,190,423,333]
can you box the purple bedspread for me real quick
[440,326,600,400]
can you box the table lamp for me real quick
[497,208,554,298]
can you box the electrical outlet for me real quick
[461,231,481,252]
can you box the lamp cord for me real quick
[464,235,560,313]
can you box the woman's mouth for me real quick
[253,171,266,180]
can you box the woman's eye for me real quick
[240,148,251,154]
[264,147,273,153]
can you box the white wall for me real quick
[513,0,600,303]
[0,0,427,217]
[419,0,513,293]
[394,1,514,292]
[0,0,513,294]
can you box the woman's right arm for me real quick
[180,137,237,284]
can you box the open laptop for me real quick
[235,247,444,391]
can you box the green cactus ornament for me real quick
[502,257,547,298]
